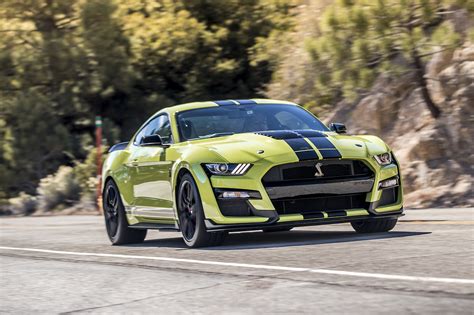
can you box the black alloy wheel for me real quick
[104,184,120,237]
[178,174,226,248]
[178,180,197,241]
[103,180,147,245]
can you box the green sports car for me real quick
[102,99,403,247]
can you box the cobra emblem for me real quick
[314,162,324,177]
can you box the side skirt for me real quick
[129,222,179,231]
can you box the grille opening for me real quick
[272,193,368,215]
[263,160,373,183]
[217,199,252,217]
[262,160,374,217]
[378,187,398,207]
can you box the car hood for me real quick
[188,131,390,163]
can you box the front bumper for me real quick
[195,156,403,229]
[205,210,404,232]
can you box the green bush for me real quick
[6,192,37,215]
[73,149,99,199]
[37,166,81,212]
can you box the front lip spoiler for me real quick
[205,211,404,233]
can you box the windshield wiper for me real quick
[198,132,235,139]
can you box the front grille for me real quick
[272,193,368,216]
[262,160,372,183]
[217,199,252,217]
[263,160,373,217]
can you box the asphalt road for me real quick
[1,208,473,314]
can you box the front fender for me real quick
[170,145,225,221]
[101,149,134,207]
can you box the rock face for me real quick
[324,44,473,208]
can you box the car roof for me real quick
[157,99,298,116]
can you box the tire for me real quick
[262,227,293,233]
[103,180,147,245]
[178,173,226,248]
[351,218,398,233]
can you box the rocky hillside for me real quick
[323,44,473,208]
[267,1,473,208]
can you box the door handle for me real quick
[130,159,139,167]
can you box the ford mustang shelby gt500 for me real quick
[102,99,403,247]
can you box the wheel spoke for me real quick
[179,180,198,241]
[186,221,195,238]
[104,185,119,236]
[186,186,192,203]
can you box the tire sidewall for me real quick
[178,174,206,247]
[103,180,128,244]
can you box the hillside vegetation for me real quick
[0,0,295,213]
[1,0,472,213]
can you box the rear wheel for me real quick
[351,218,398,233]
[178,174,226,248]
[103,180,147,245]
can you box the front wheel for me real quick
[103,180,147,245]
[178,174,226,248]
[351,218,398,233]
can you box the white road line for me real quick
[1,246,473,285]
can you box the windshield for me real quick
[176,104,329,141]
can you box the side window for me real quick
[133,115,173,145]
[152,115,172,144]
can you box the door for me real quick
[128,114,174,220]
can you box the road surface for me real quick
[1,208,473,314]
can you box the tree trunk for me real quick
[412,51,441,118]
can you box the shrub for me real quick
[37,166,81,212]
[7,192,37,215]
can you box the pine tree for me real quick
[306,0,466,118]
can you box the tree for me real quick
[119,0,295,102]
[0,0,296,199]
[306,0,466,118]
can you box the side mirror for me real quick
[330,123,347,134]
[141,135,167,147]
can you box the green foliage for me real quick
[37,166,81,212]
[305,0,469,106]
[1,92,72,195]
[6,192,37,215]
[73,149,100,199]
[120,0,295,101]
[0,0,295,201]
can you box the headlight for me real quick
[373,152,392,165]
[204,163,252,176]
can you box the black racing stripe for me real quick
[283,138,319,161]
[214,100,236,106]
[254,131,319,161]
[295,150,319,161]
[307,137,336,149]
[303,212,324,219]
[307,137,342,158]
[319,149,342,159]
[284,138,312,151]
[235,99,257,105]
[326,210,347,217]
